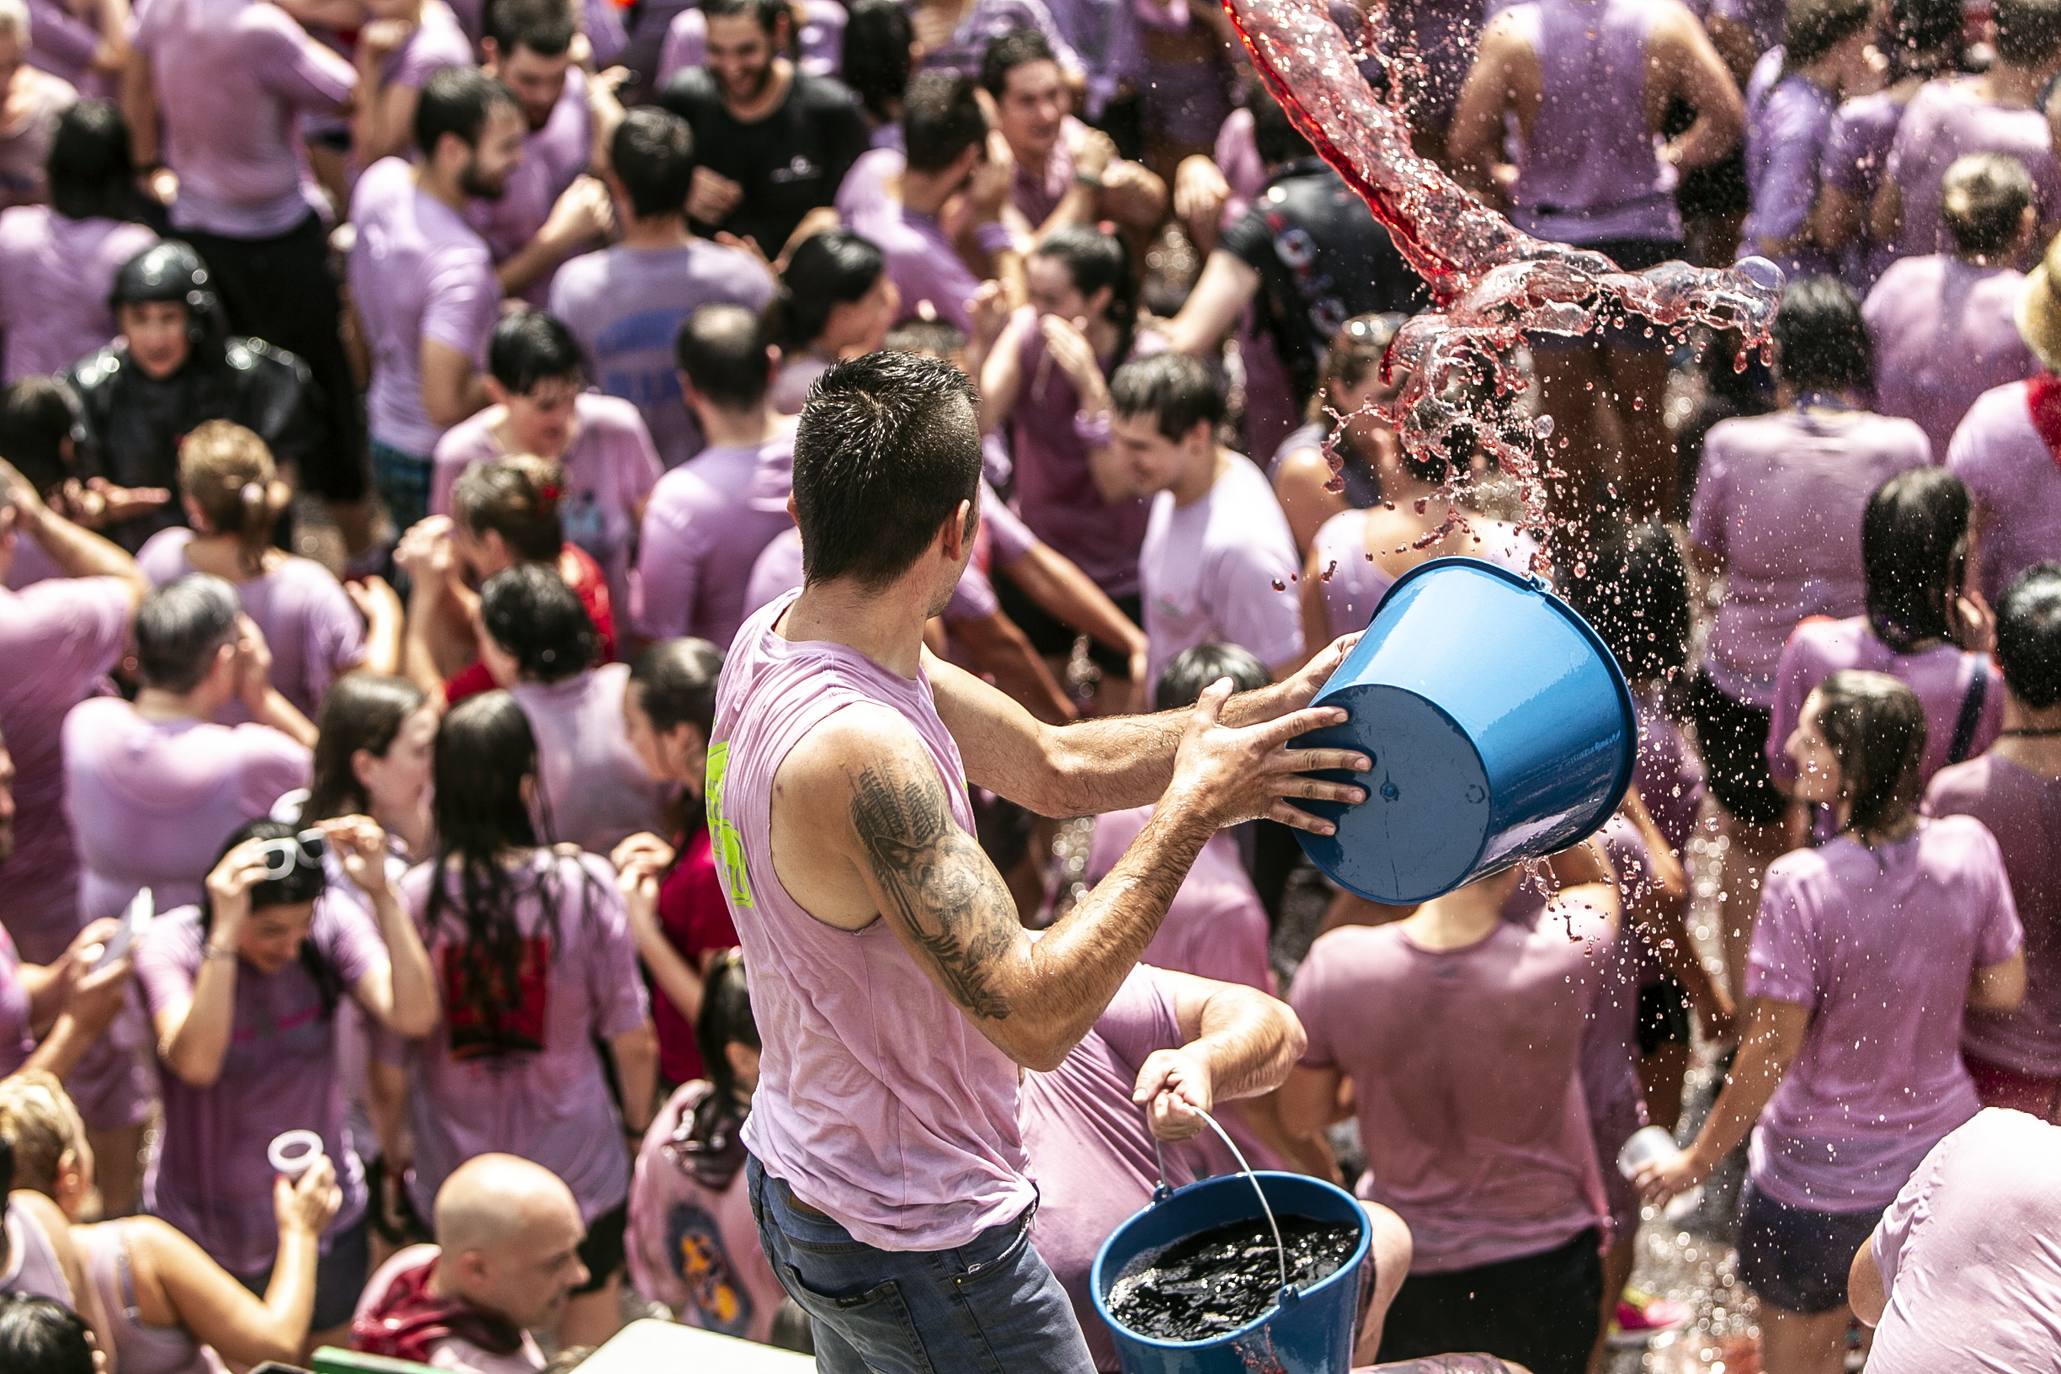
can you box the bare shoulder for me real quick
[778,702,944,824]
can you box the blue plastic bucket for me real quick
[1292,556,1636,904]
[1091,1172,1371,1374]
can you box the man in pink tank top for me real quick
[709,351,1371,1369]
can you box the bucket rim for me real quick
[1089,1170,1374,1352]
[1373,555,1638,844]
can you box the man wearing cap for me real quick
[65,241,325,553]
[1942,227,2061,605]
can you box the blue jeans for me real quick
[745,1155,1094,1373]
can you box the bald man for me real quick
[352,1154,589,1373]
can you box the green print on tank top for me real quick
[705,740,754,910]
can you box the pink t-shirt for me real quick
[1945,380,2061,605]
[1308,509,1539,642]
[467,66,591,307]
[1746,816,2024,1211]
[630,430,795,648]
[381,0,471,90]
[1083,806,1273,993]
[1886,78,2061,259]
[431,394,664,619]
[134,0,353,236]
[841,166,983,333]
[1689,406,1932,705]
[77,1219,213,1374]
[1634,683,1704,859]
[625,1082,785,1344]
[0,574,131,961]
[133,899,383,1274]
[1863,255,2034,459]
[0,927,33,1078]
[1289,903,1614,1272]
[508,664,670,858]
[396,849,651,1222]
[1019,965,1241,1371]
[1139,453,1304,687]
[355,1245,547,1374]
[348,157,504,457]
[136,531,368,722]
[0,208,157,382]
[1865,1108,2061,1374]
[0,1199,72,1305]
[1766,616,2003,788]
[710,591,1033,1249]
[1926,756,2061,1077]
[61,697,312,924]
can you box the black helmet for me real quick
[110,241,224,345]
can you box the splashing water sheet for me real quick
[1221,0,1784,551]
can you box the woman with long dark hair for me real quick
[764,230,899,415]
[132,814,435,1348]
[1639,671,2027,1374]
[393,690,657,1348]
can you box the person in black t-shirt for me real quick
[657,0,870,258]
[1163,96,1421,414]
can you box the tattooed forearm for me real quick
[848,764,1020,1020]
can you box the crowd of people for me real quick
[0,0,2056,1369]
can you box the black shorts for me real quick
[574,1199,630,1293]
[1688,668,1788,826]
[1736,1180,1880,1315]
[1376,1228,1604,1374]
[993,572,1143,678]
[1677,148,1750,219]
[1637,974,1692,1056]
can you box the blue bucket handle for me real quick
[1144,1103,1292,1295]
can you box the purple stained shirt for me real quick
[1139,454,1304,687]
[0,70,73,209]
[349,157,503,457]
[1946,380,2061,605]
[431,393,664,617]
[1741,72,1841,278]
[1926,757,2061,1077]
[1634,682,1704,859]
[1040,0,1136,117]
[915,0,1080,80]
[1083,806,1274,993]
[61,697,312,925]
[468,66,593,307]
[657,0,846,83]
[1289,899,1614,1272]
[548,239,775,469]
[396,849,652,1223]
[1709,0,1782,54]
[26,0,113,95]
[841,166,982,333]
[133,899,382,1274]
[1887,78,2061,259]
[631,429,795,647]
[0,208,157,382]
[135,531,368,723]
[0,574,131,962]
[1745,815,2023,1211]
[1766,615,2005,789]
[0,927,33,1079]
[1866,1110,2061,1374]
[380,0,472,90]
[1307,508,1540,641]
[1821,88,1907,289]
[134,0,353,236]
[508,664,670,858]
[1864,255,2035,459]
[1689,406,1932,705]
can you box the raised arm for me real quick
[327,816,440,1038]
[1,459,148,605]
[153,842,276,1088]
[1132,968,1306,1140]
[1654,4,1745,173]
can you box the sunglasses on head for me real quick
[254,830,328,881]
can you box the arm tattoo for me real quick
[848,764,1018,1021]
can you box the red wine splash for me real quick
[1224,0,1784,542]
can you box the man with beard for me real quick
[475,0,618,304]
[349,67,523,537]
[658,0,868,258]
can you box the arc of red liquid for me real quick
[1222,0,1784,493]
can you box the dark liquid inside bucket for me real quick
[1106,1216,1359,1342]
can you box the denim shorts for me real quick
[1736,1179,1881,1315]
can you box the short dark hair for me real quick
[1886,0,1963,69]
[0,378,79,495]
[611,106,696,219]
[0,1295,96,1374]
[676,303,773,411]
[1996,563,2061,709]
[767,230,886,353]
[480,562,598,683]
[1567,520,1691,681]
[1109,353,1225,442]
[1862,468,1971,651]
[793,352,981,586]
[1771,275,1872,395]
[488,310,586,393]
[135,575,239,693]
[1781,0,1873,66]
[1993,0,2061,65]
[843,0,914,125]
[484,0,575,56]
[903,71,987,175]
[1940,153,2035,258]
[980,28,1057,98]
[1252,93,1314,168]
[703,0,787,34]
[415,67,518,160]
[1155,643,1270,711]
[630,637,725,736]
[47,99,137,223]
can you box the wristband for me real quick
[1073,408,1114,448]
[1073,169,1105,190]
[974,221,1017,257]
[203,942,237,961]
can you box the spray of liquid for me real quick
[1221,0,1784,548]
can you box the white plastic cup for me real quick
[1616,1125,1702,1223]
[268,1130,324,1182]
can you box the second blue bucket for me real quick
[1292,556,1636,904]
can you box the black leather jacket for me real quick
[67,335,325,551]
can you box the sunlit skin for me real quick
[460,103,528,200]
[996,58,1067,167]
[1111,411,1210,499]
[357,706,437,843]
[233,901,318,977]
[621,681,708,794]
[497,375,583,458]
[120,300,193,380]
[705,13,777,106]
